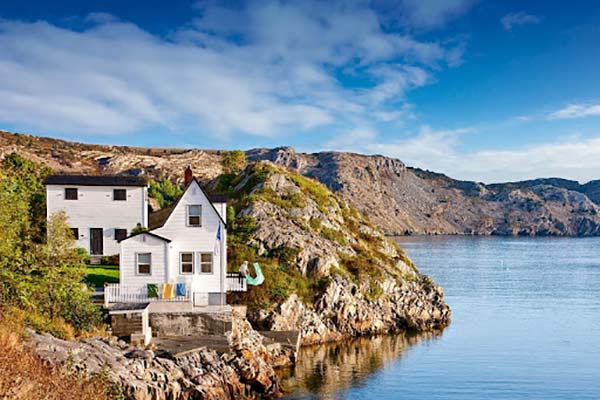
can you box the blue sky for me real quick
[1,0,600,183]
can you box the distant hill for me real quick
[2,129,600,236]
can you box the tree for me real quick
[148,174,182,208]
[221,150,247,175]
[0,156,101,333]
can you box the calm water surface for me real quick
[282,236,600,399]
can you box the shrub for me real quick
[76,247,90,264]
[148,175,182,208]
[320,227,347,246]
[221,150,247,175]
[0,306,117,399]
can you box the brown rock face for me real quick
[236,163,451,345]
[247,147,600,236]
[27,312,291,400]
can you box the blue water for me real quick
[282,236,600,399]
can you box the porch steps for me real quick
[89,255,102,264]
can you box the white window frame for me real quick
[136,252,152,276]
[179,252,194,275]
[198,252,213,274]
[186,205,202,227]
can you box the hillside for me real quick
[2,130,600,236]
[222,162,450,344]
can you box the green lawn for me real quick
[85,264,119,288]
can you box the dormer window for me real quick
[187,205,202,227]
[113,189,126,201]
[65,188,78,200]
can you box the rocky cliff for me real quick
[224,162,450,345]
[247,147,600,236]
[28,311,291,400]
[2,130,599,237]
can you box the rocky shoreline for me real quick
[255,274,450,346]
[28,312,292,400]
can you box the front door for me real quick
[90,228,103,255]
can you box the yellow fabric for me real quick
[162,283,174,299]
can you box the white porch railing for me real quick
[104,283,191,307]
[226,273,247,292]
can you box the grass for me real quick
[0,306,118,400]
[85,264,119,288]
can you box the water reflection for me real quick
[281,331,444,399]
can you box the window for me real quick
[137,253,151,275]
[114,229,127,241]
[180,252,194,274]
[199,253,213,273]
[187,205,202,226]
[65,188,78,200]
[71,228,79,240]
[113,189,127,201]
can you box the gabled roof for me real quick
[44,174,147,187]
[148,177,226,230]
[118,230,171,243]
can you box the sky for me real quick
[1,0,600,183]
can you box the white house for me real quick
[45,175,148,256]
[114,172,244,307]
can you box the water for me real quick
[282,236,600,399]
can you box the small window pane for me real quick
[138,253,151,264]
[115,229,127,241]
[187,205,202,226]
[181,253,193,262]
[113,189,126,201]
[65,188,78,200]
[138,264,150,275]
[200,252,213,273]
[71,228,79,240]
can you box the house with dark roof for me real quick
[108,167,245,307]
[45,174,149,257]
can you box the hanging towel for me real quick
[175,283,187,297]
[147,283,159,298]
[246,263,265,286]
[162,283,174,299]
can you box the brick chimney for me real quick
[184,165,193,185]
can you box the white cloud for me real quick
[326,126,600,183]
[391,0,477,29]
[548,103,600,120]
[501,11,541,31]
[0,1,464,139]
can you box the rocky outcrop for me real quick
[234,163,451,345]
[27,313,291,400]
[256,275,449,346]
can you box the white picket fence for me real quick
[104,283,190,307]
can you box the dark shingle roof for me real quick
[208,193,228,203]
[44,174,148,187]
[118,231,171,243]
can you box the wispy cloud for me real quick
[548,103,600,120]
[394,0,477,29]
[0,1,466,140]
[501,11,541,31]
[325,126,600,183]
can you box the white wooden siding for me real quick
[46,185,148,255]
[119,234,168,285]
[152,180,226,295]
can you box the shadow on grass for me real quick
[85,265,119,288]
